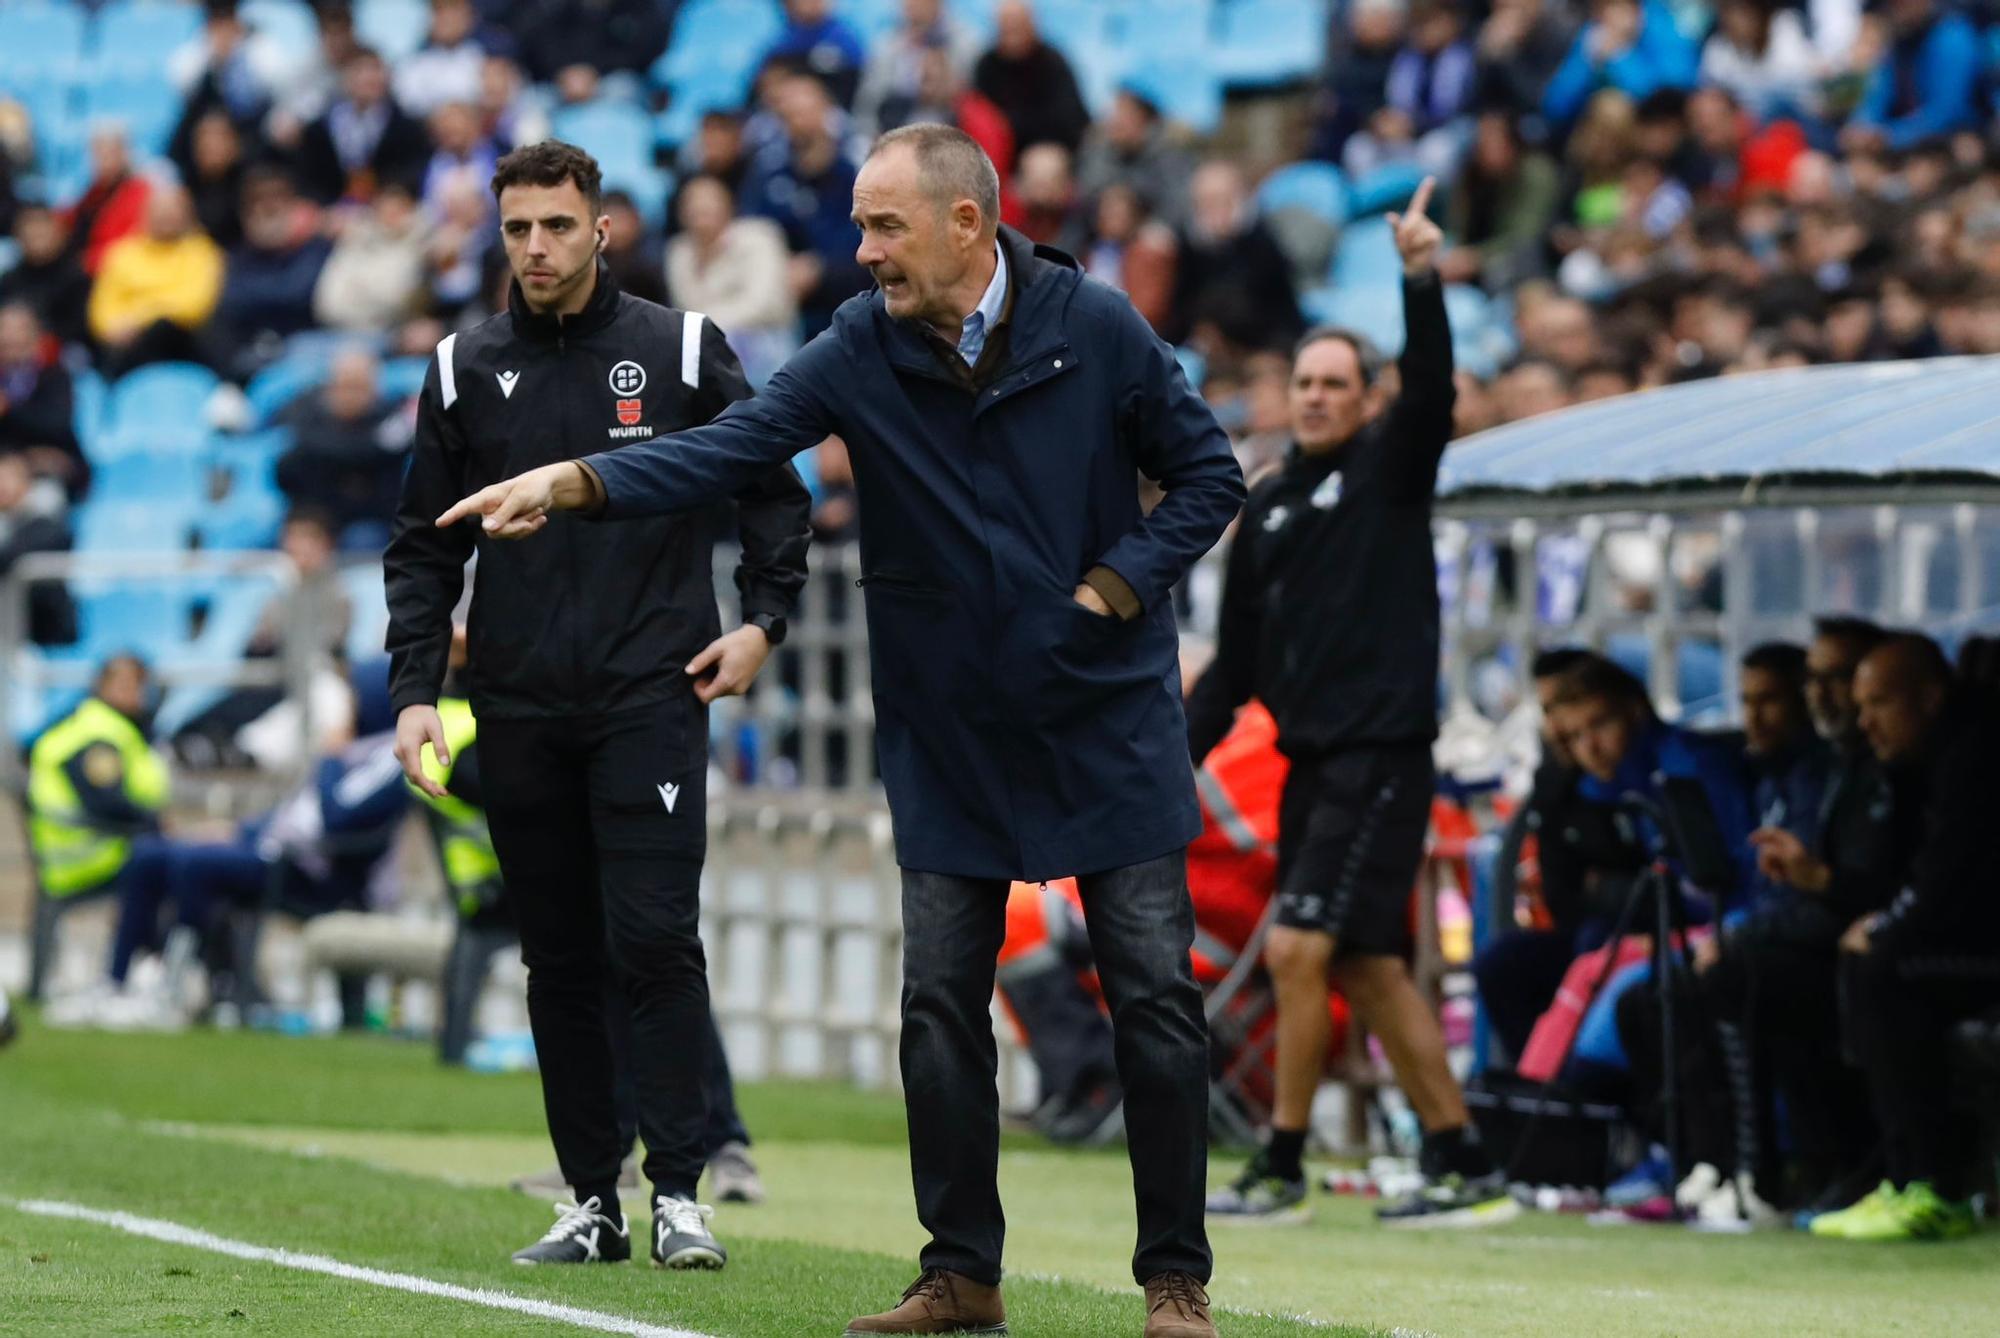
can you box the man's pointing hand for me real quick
[437,461,595,538]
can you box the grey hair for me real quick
[1293,325,1385,386]
[869,123,1001,232]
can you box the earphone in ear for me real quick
[596,232,607,253]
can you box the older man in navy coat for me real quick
[441,124,1245,1338]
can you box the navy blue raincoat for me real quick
[583,228,1246,878]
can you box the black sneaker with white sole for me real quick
[511,1197,631,1264]
[652,1195,727,1270]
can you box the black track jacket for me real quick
[1186,271,1455,762]
[384,264,810,719]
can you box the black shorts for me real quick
[1274,743,1435,956]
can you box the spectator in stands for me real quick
[267,1,360,140]
[65,125,153,277]
[1440,110,1559,287]
[874,44,1017,202]
[1079,183,1176,333]
[220,168,333,362]
[1075,88,1195,232]
[420,102,501,224]
[173,507,353,768]
[26,656,175,1011]
[1314,0,1405,160]
[1811,634,2000,1242]
[599,190,668,308]
[1840,0,1982,155]
[168,0,291,134]
[0,453,70,598]
[1700,0,1821,123]
[1471,0,1577,126]
[179,110,249,252]
[396,0,518,118]
[763,0,870,110]
[298,47,430,207]
[1011,144,1077,250]
[1343,0,1477,181]
[89,186,225,378]
[1572,359,1636,400]
[0,304,88,502]
[275,348,410,545]
[856,0,986,137]
[1491,356,1572,421]
[424,175,498,317]
[1166,160,1304,354]
[973,1,1092,155]
[313,182,430,333]
[1541,0,1698,130]
[665,175,797,386]
[478,54,548,153]
[741,70,870,337]
[673,111,753,216]
[1518,293,1600,374]
[0,204,90,350]
[1472,648,1637,1062]
[510,0,671,86]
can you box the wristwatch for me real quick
[747,613,787,647]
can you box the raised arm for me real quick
[1380,176,1456,501]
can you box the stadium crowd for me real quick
[5,0,2000,1252]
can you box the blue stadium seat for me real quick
[1120,58,1222,134]
[100,363,218,457]
[91,451,209,505]
[246,357,329,424]
[607,165,676,232]
[1117,0,1212,61]
[71,366,108,453]
[552,101,655,178]
[94,2,206,74]
[1213,0,1326,87]
[1034,0,1112,61]
[202,429,291,550]
[0,6,88,79]
[339,564,389,668]
[239,0,321,68]
[354,0,429,63]
[1301,282,1405,357]
[1347,161,1428,217]
[1329,215,1399,288]
[377,356,428,403]
[73,499,199,555]
[654,0,783,85]
[70,581,196,658]
[1257,161,1349,228]
[656,65,756,148]
[79,74,184,156]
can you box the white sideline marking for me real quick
[9,1198,715,1338]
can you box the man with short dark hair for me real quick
[1187,179,1510,1230]
[1810,634,2000,1241]
[385,139,811,1272]
[435,121,1243,1338]
[298,46,430,206]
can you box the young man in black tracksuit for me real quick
[385,142,810,1270]
[1189,178,1513,1228]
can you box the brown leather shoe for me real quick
[1143,1271,1216,1338]
[843,1269,1007,1335]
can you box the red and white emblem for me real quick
[616,399,642,425]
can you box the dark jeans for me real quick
[482,697,712,1205]
[1473,919,1610,1062]
[1842,942,2000,1198]
[106,835,184,983]
[901,850,1211,1287]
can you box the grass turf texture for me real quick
[1,1025,1995,1336]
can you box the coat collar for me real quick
[507,259,622,343]
[875,225,1079,380]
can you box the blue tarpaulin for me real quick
[1438,357,2000,499]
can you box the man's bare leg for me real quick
[1333,953,1469,1132]
[1266,925,1338,1132]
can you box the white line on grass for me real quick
[9,1198,717,1338]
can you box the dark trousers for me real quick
[610,986,751,1158]
[481,696,712,1204]
[1842,943,2000,1199]
[900,850,1211,1287]
[1473,920,1610,1062]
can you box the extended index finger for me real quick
[1406,175,1436,223]
[436,488,488,528]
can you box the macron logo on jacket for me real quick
[658,781,680,813]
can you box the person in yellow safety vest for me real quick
[25,654,178,986]
[410,695,503,918]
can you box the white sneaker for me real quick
[1693,1172,1786,1232]
[1674,1162,1723,1213]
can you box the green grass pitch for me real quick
[2,1022,1995,1336]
